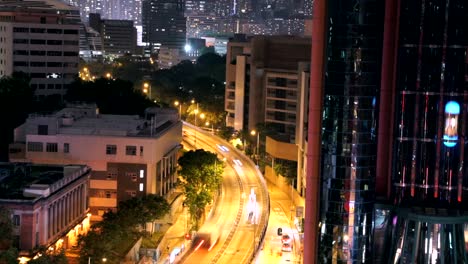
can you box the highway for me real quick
[181,122,270,264]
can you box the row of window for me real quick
[32,83,65,90]
[106,145,143,156]
[27,142,69,153]
[13,50,78,56]
[13,61,77,68]
[13,27,78,35]
[28,72,74,79]
[13,39,78,46]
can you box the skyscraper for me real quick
[375,0,468,262]
[315,0,384,262]
[305,0,468,263]
[142,0,186,51]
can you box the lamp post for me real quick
[250,130,260,166]
[174,101,182,120]
[143,82,151,100]
[194,103,199,148]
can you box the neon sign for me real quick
[443,101,460,147]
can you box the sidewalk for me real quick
[153,180,303,264]
[254,180,303,264]
[156,192,191,264]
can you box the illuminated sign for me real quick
[443,101,460,147]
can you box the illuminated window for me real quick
[140,170,144,178]
[139,183,144,192]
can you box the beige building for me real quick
[0,0,81,98]
[10,104,182,221]
[225,35,311,196]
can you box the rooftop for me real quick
[25,104,179,138]
[0,0,77,11]
[0,163,89,200]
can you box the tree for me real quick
[0,206,17,264]
[0,206,13,250]
[78,194,169,264]
[65,77,156,115]
[177,150,224,229]
[0,72,34,161]
[28,247,68,264]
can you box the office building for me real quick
[304,0,384,263]
[374,0,468,262]
[65,0,142,24]
[88,13,137,56]
[0,163,91,255]
[304,0,468,263]
[142,0,186,51]
[0,0,81,98]
[9,104,182,222]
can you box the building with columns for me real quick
[9,104,182,222]
[0,163,91,255]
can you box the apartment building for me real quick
[225,35,311,139]
[0,163,91,255]
[225,34,310,197]
[9,104,182,221]
[0,0,81,98]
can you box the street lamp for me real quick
[105,72,112,79]
[174,101,182,120]
[250,130,260,166]
[143,82,151,100]
[193,103,199,148]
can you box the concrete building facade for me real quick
[0,0,80,98]
[0,163,91,255]
[9,104,182,222]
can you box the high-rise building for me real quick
[142,0,186,51]
[88,13,137,56]
[65,0,142,24]
[305,1,468,263]
[374,0,468,262]
[0,0,81,98]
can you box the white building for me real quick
[9,104,182,221]
[0,0,81,98]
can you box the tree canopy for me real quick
[78,194,169,264]
[65,77,156,115]
[177,149,224,229]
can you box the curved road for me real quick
[181,123,269,264]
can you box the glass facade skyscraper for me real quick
[142,0,186,50]
[317,0,384,262]
[375,0,468,263]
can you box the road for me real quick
[181,123,270,264]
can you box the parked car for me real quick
[281,234,292,244]
[282,242,293,252]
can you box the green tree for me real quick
[28,247,68,264]
[0,72,34,161]
[117,195,170,228]
[78,194,169,264]
[65,77,156,115]
[0,248,18,264]
[0,206,13,250]
[177,149,224,229]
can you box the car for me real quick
[281,234,292,244]
[281,242,293,252]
